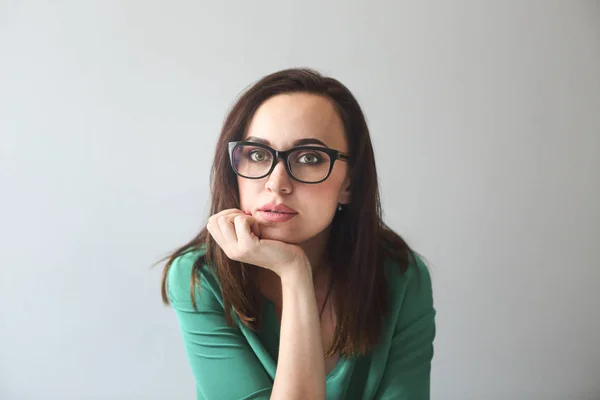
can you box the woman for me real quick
[161,68,435,400]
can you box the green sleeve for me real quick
[375,256,436,400]
[167,252,273,400]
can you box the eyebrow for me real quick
[245,136,329,148]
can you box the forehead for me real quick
[244,93,347,151]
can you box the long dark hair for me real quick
[160,68,414,357]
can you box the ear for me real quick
[338,177,351,205]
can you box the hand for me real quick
[206,209,309,277]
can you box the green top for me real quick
[167,249,435,400]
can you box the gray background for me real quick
[1,1,599,399]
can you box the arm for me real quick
[198,210,326,399]
[271,264,326,400]
[168,253,273,400]
[375,257,436,400]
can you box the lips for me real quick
[258,203,298,214]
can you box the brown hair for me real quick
[160,68,415,357]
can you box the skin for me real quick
[240,92,351,267]
[206,93,351,399]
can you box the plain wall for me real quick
[1,1,599,399]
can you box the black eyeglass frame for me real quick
[228,141,350,184]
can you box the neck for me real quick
[298,225,332,275]
[255,225,333,306]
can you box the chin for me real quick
[259,227,308,244]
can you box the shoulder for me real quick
[166,247,222,308]
[384,252,434,322]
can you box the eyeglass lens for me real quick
[232,144,331,182]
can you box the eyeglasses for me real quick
[228,141,350,184]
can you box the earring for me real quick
[337,204,343,211]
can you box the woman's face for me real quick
[238,93,351,244]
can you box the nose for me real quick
[265,159,292,194]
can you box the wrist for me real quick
[279,260,313,288]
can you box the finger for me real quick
[206,216,227,249]
[208,209,243,236]
[239,215,261,237]
[217,208,245,217]
[250,217,261,238]
[207,209,244,248]
[241,210,261,238]
[217,214,239,244]
[233,215,258,247]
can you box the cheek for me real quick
[320,168,347,200]
[302,181,341,209]
[237,179,259,209]
[297,185,339,235]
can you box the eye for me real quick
[248,149,270,162]
[297,152,322,164]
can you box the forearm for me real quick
[270,264,326,400]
